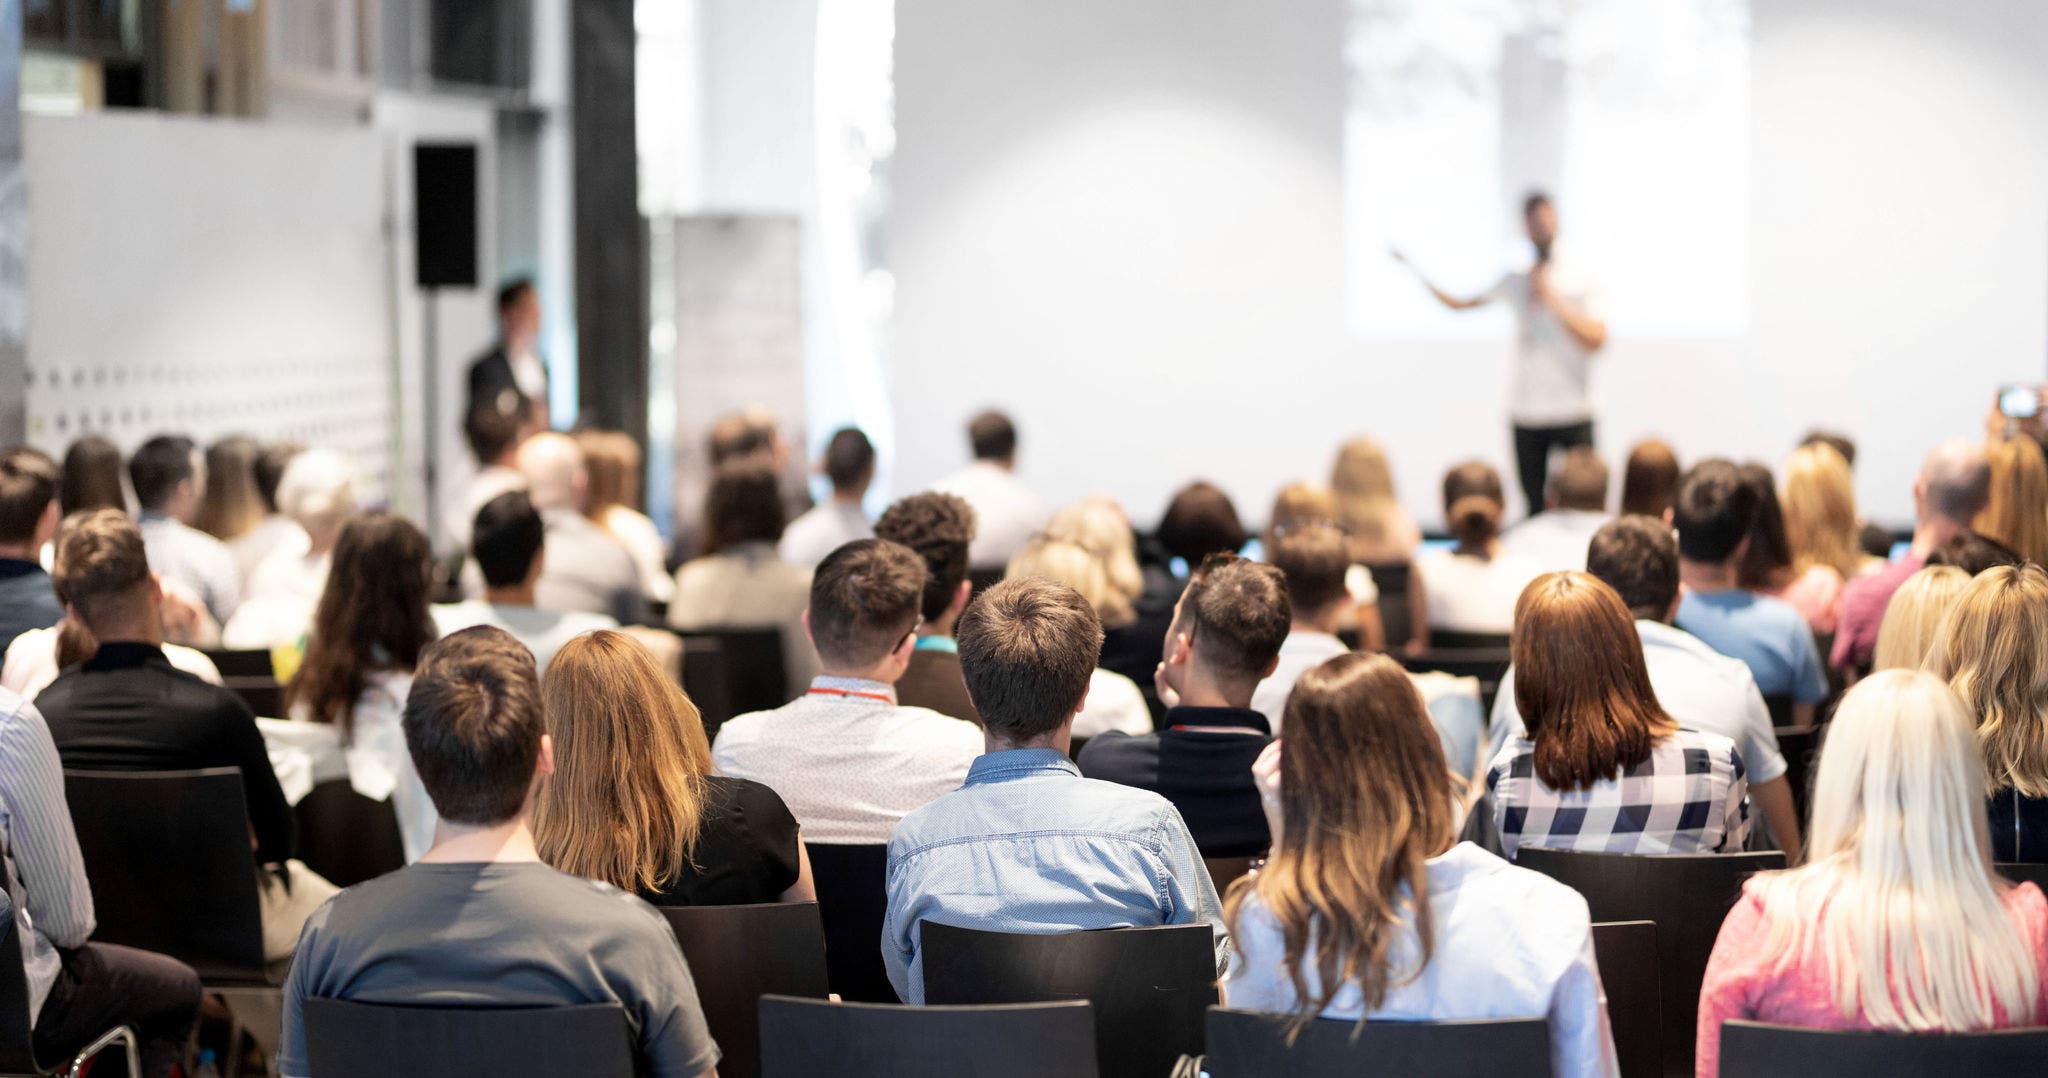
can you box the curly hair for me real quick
[875,492,977,621]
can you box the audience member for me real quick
[465,277,549,429]
[1671,461,1828,722]
[277,627,720,1078]
[1975,435,2048,566]
[448,398,529,558]
[435,492,616,675]
[707,405,786,469]
[712,539,982,843]
[1224,653,1614,1078]
[875,491,980,724]
[514,432,648,625]
[1488,571,1748,860]
[1833,439,1989,670]
[780,427,876,566]
[576,429,675,606]
[536,630,813,906]
[1869,564,1969,672]
[1619,438,1680,518]
[195,435,266,547]
[57,436,125,517]
[1417,461,1541,636]
[1779,443,1867,627]
[235,440,305,581]
[1078,554,1286,857]
[3,618,224,702]
[668,462,817,696]
[935,409,1045,570]
[1924,565,2048,863]
[1330,436,1428,651]
[0,448,62,655]
[1262,483,1383,651]
[1801,429,1897,560]
[1250,525,1354,731]
[1046,495,1181,697]
[1157,481,1250,571]
[222,448,357,649]
[1501,447,1611,572]
[1731,460,1840,634]
[1695,670,2048,1075]
[1004,537,1153,737]
[884,577,1227,1002]
[129,434,242,624]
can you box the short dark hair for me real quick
[473,491,545,588]
[1549,448,1608,512]
[1268,524,1350,615]
[808,539,927,667]
[957,577,1103,742]
[1586,516,1680,620]
[1928,532,2025,576]
[1800,430,1856,469]
[403,626,544,827]
[1523,190,1553,217]
[704,464,787,553]
[464,399,524,465]
[496,277,535,315]
[1672,460,1758,564]
[1177,554,1291,681]
[822,427,876,491]
[708,411,777,466]
[0,448,59,544]
[875,492,976,621]
[127,435,196,511]
[51,509,152,627]
[252,442,302,514]
[967,410,1017,462]
[1157,481,1247,567]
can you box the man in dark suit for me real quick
[467,278,548,429]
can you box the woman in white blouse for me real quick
[222,449,357,650]
[1416,461,1542,637]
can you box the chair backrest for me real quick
[678,634,733,734]
[920,921,1217,1078]
[293,778,407,888]
[1203,1007,1551,1078]
[1590,920,1660,1078]
[803,843,898,1002]
[1761,694,1795,729]
[201,648,275,679]
[303,998,634,1077]
[1717,1020,2048,1077]
[63,768,267,982]
[0,893,43,1074]
[1996,862,2048,890]
[758,995,1097,1078]
[1772,725,1824,828]
[660,902,829,1078]
[678,629,786,737]
[1426,629,1512,651]
[1204,856,1258,896]
[1515,848,1784,1074]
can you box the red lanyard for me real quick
[808,687,894,704]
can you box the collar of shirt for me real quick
[963,747,1078,787]
[1164,706,1272,735]
[80,641,171,672]
[808,675,898,704]
[0,557,44,580]
[913,635,958,654]
[1636,617,1719,658]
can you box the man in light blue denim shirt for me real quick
[883,577,1229,1003]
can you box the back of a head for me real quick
[1548,448,1609,512]
[1927,531,2023,576]
[1511,571,1673,791]
[1618,439,1680,518]
[253,442,302,513]
[708,408,779,467]
[1157,481,1247,567]
[51,509,152,631]
[822,427,876,493]
[1268,524,1351,618]
[1871,565,1970,672]
[967,409,1017,463]
[1044,496,1143,606]
[127,434,196,513]
[1781,443,1861,579]
[465,399,525,467]
[808,538,927,668]
[1178,555,1291,683]
[1974,437,2048,566]
[275,449,358,537]
[1924,563,2048,798]
[1671,459,1758,564]
[1733,461,1793,589]
[1329,437,1404,547]
[59,436,126,516]
[956,576,1103,744]
[1440,460,1504,549]
[875,492,975,621]
[1921,438,1992,525]
[0,447,59,546]
[516,431,586,512]
[703,463,787,553]
[575,429,643,515]
[473,490,546,589]
[1265,482,1337,546]
[1005,536,1133,629]
[1585,516,1679,621]
[403,626,544,827]
[293,512,437,735]
[195,436,265,540]
[1800,430,1857,470]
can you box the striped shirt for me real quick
[138,512,243,626]
[0,688,95,1020]
[1487,728,1748,860]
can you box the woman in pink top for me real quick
[1695,670,2048,1076]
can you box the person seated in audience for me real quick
[1833,438,1989,671]
[195,435,265,562]
[712,539,983,844]
[1733,461,1842,637]
[1924,564,2048,863]
[58,436,125,517]
[284,512,442,861]
[1251,524,1356,731]
[1262,483,1384,651]
[668,463,819,696]
[934,409,1046,572]
[276,627,721,1078]
[0,685,201,1077]
[780,427,876,567]
[1975,433,2048,566]
[435,492,616,675]
[1671,461,1828,724]
[512,432,649,626]
[1045,495,1173,667]
[448,399,529,560]
[231,440,305,584]
[1417,461,1543,638]
[1225,653,1615,1078]
[222,449,357,650]
[536,630,815,906]
[1157,480,1250,573]
[1695,670,2048,1076]
[1004,537,1154,738]
[4,601,223,702]
[1488,571,1748,860]
[35,510,330,960]
[1490,518,1802,857]
[1330,437,1427,652]
[1078,554,1286,858]
[875,491,981,724]
[0,448,62,656]
[1801,429,1897,560]
[1777,443,1869,635]
[1618,438,1680,518]
[1927,529,2024,575]
[1502,447,1611,573]
[1870,565,1969,671]
[575,429,675,606]
[884,577,1228,1003]
[1123,481,1248,717]
[129,434,242,625]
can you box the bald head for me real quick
[1919,439,1991,524]
[516,432,586,512]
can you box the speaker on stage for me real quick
[413,143,478,289]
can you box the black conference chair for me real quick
[660,903,829,1078]
[1591,920,1661,1078]
[920,921,1217,1078]
[678,635,733,734]
[293,779,406,888]
[1717,1020,2048,1077]
[803,843,897,1003]
[0,893,139,1078]
[201,649,285,718]
[1760,694,1795,730]
[1203,1007,1551,1078]
[677,629,788,738]
[1426,629,1511,651]
[965,568,1006,602]
[1204,856,1259,896]
[758,995,1097,1078]
[201,649,274,679]
[302,998,633,1078]
[1515,849,1784,1076]
[1996,862,2048,889]
[1771,725,1824,830]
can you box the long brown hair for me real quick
[575,429,644,517]
[534,630,713,893]
[286,512,437,741]
[1226,652,1458,1035]
[194,436,266,541]
[1511,571,1676,790]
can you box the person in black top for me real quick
[876,492,982,725]
[1077,553,1289,857]
[466,278,549,431]
[0,447,63,657]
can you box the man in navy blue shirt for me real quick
[0,447,62,658]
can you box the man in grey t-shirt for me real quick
[278,627,719,1078]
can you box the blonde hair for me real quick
[1782,443,1862,579]
[1266,482,1338,550]
[1924,564,2048,798]
[1330,438,1415,558]
[1043,496,1143,607]
[533,630,712,893]
[1748,670,2037,1031]
[1974,437,2048,567]
[575,429,644,517]
[274,449,358,540]
[1005,536,1134,629]
[1871,565,1969,672]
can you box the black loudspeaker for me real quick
[413,143,478,288]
